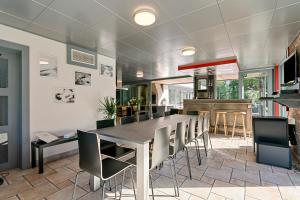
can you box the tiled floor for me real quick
[1,134,300,200]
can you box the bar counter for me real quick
[183,99,253,135]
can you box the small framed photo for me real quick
[100,64,113,77]
[54,88,75,103]
[75,71,91,86]
[39,55,58,77]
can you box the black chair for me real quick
[186,111,198,115]
[96,119,135,159]
[170,108,179,115]
[139,114,150,122]
[73,130,135,199]
[121,116,136,125]
[164,111,171,116]
[152,112,162,119]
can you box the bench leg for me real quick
[38,148,44,174]
[31,145,36,168]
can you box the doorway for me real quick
[0,48,21,170]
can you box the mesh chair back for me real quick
[164,111,171,116]
[139,114,150,122]
[171,121,187,156]
[150,126,171,170]
[187,117,197,142]
[77,130,102,178]
[121,116,135,125]
[153,112,162,119]
[187,111,198,115]
[96,119,114,129]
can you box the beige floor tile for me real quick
[278,186,300,200]
[24,173,47,186]
[245,182,282,200]
[230,178,245,187]
[152,175,185,196]
[55,179,74,189]
[207,192,226,200]
[177,166,205,180]
[200,175,215,185]
[0,179,32,199]
[222,159,246,170]
[231,169,260,185]
[4,196,19,200]
[46,167,76,185]
[260,171,293,186]
[211,180,244,200]
[47,158,73,169]
[18,181,58,200]
[180,179,212,199]
[204,167,232,182]
[47,184,87,200]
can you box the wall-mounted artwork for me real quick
[75,71,91,86]
[100,64,113,77]
[39,55,58,77]
[54,88,75,103]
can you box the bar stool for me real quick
[214,111,228,135]
[231,111,247,139]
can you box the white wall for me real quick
[0,24,116,157]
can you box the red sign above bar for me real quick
[178,56,238,71]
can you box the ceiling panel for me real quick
[48,0,119,26]
[198,38,232,53]
[143,21,186,42]
[277,0,300,8]
[0,11,31,30]
[94,0,170,26]
[188,24,228,45]
[219,0,276,22]
[153,0,215,18]
[175,4,223,33]
[0,0,47,21]
[230,31,269,51]
[272,3,300,27]
[226,10,274,37]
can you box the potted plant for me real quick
[98,96,117,120]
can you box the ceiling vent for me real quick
[67,44,97,69]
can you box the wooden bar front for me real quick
[183,99,253,135]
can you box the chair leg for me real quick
[130,169,137,200]
[208,132,213,149]
[171,158,180,196]
[114,176,117,199]
[184,147,192,179]
[72,171,83,200]
[202,133,208,157]
[169,159,179,197]
[102,181,106,200]
[149,173,155,200]
[119,170,126,199]
[194,140,201,165]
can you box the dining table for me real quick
[89,114,194,200]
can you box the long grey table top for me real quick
[90,114,193,144]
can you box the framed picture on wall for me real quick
[54,88,75,103]
[100,64,113,77]
[75,71,91,86]
[39,55,58,77]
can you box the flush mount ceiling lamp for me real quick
[136,71,144,78]
[133,9,156,26]
[181,47,196,56]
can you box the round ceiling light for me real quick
[134,9,156,26]
[136,71,144,78]
[181,47,196,56]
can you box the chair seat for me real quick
[102,157,132,179]
[101,144,135,159]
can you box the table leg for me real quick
[38,148,44,174]
[89,175,101,192]
[136,143,150,200]
[31,145,36,168]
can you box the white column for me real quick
[89,176,101,192]
[136,142,150,200]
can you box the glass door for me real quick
[0,49,20,170]
[240,70,273,116]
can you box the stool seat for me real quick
[232,111,246,115]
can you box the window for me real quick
[168,84,193,108]
[216,80,239,99]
